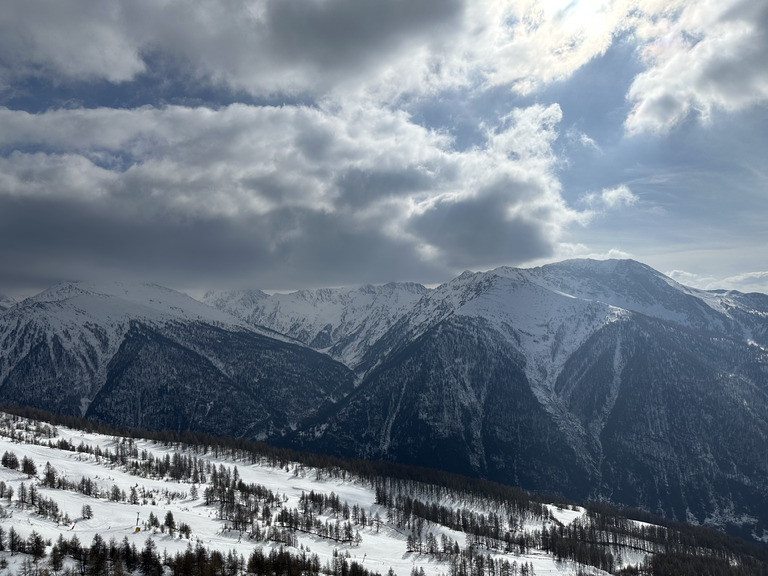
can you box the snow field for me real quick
[0,416,621,575]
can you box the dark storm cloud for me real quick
[257,206,448,287]
[0,194,445,290]
[336,168,435,209]
[265,0,464,71]
[409,182,554,269]
[0,102,573,291]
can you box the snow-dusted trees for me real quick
[164,511,176,535]
[42,461,57,487]
[21,455,37,477]
[140,537,162,576]
[1,450,18,469]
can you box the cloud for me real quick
[719,271,768,294]
[0,0,466,101]
[4,0,764,142]
[404,103,578,270]
[599,185,639,209]
[0,3,145,86]
[582,184,639,212]
[667,269,717,289]
[577,132,602,153]
[625,0,768,134]
[668,269,768,294]
[0,102,580,288]
[4,0,766,122]
[479,0,632,94]
[11,0,764,126]
[2,0,765,294]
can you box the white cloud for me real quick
[0,152,116,201]
[578,132,602,153]
[667,269,717,288]
[478,0,630,93]
[625,0,768,134]
[715,271,768,294]
[0,2,146,84]
[668,269,768,294]
[3,0,764,139]
[582,184,638,211]
[2,0,766,135]
[601,184,639,209]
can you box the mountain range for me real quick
[0,281,353,439]
[1,259,767,541]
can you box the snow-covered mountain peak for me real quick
[200,259,766,376]
[376,259,759,396]
[0,280,253,403]
[21,280,244,329]
[202,282,429,368]
[452,272,628,390]
[0,280,328,419]
[523,259,681,304]
[489,259,733,332]
[0,294,15,313]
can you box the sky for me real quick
[1,0,767,297]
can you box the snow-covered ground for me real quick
[0,413,629,575]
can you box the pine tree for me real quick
[21,456,37,477]
[140,537,162,576]
[43,461,57,487]
[164,511,176,536]
[1,451,19,469]
[8,527,20,555]
[17,482,27,509]
[27,531,45,566]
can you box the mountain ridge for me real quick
[1,259,767,542]
[0,294,14,313]
[0,280,355,437]
[203,281,429,369]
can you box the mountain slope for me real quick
[554,314,768,535]
[0,281,355,438]
[295,314,593,497]
[8,409,768,576]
